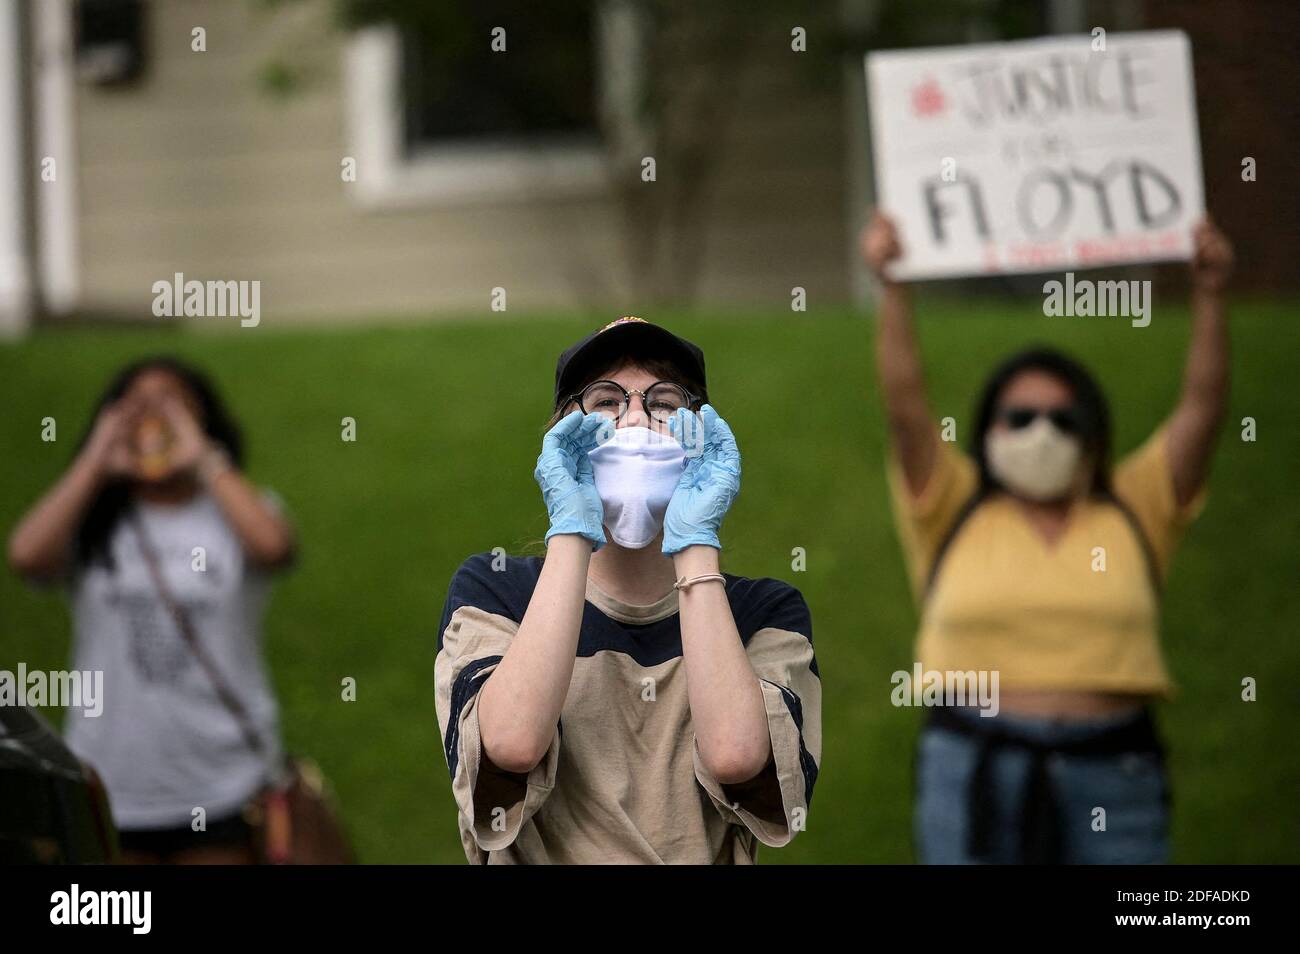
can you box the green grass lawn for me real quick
[2,299,1297,863]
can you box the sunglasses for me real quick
[998,405,1083,434]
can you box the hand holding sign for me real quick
[1189,217,1234,294]
[860,211,904,281]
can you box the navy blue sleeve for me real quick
[727,577,816,673]
[437,554,541,650]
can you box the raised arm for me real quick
[476,411,608,774]
[860,211,938,496]
[7,398,138,581]
[1165,217,1234,507]
[664,407,770,787]
[476,534,591,773]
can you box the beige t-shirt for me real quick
[435,553,821,864]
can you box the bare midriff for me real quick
[996,689,1149,719]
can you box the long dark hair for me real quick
[969,346,1112,496]
[75,357,244,570]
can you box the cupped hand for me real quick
[663,404,741,554]
[534,410,613,549]
[83,396,142,480]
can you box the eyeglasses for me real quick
[568,379,698,425]
[999,405,1082,434]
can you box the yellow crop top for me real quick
[886,426,1205,697]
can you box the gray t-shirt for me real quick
[64,494,282,831]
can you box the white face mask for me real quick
[984,416,1083,502]
[587,425,687,549]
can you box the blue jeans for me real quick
[914,706,1170,864]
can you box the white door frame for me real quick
[32,0,80,316]
[0,0,32,335]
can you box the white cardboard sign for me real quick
[866,30,1204,280]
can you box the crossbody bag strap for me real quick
[921,490,985,603]
[126,508,268,757]
[1100,489,1163,600]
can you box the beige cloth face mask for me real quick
[984,416,1082,502]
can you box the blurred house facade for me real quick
[0,0,1294,334]
[7,0,850,329]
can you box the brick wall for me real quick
[1144,0,1300,291]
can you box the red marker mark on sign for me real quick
[911,78,946,117]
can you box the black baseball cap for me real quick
[553,316,708,408]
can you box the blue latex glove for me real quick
[663,404,742,554]
[534,411,612,549]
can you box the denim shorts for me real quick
[914,706,1170,864]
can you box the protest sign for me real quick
[866,30,1204,280]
